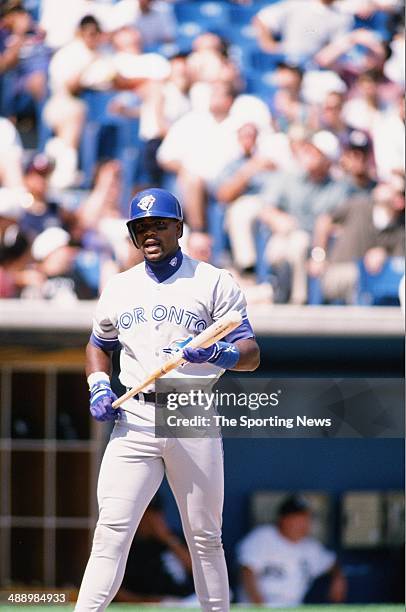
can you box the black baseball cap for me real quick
[344,130,371,152]
[277,494,311,517]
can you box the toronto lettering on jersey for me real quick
[118,305,208,332]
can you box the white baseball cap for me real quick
[32,227,70,261]
[311,130,341,162]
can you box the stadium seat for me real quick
[307,276,324,305]
[229,0,278,25]
[354,11,391,41]
[79,90,140,188]
[23,0,41,21]
[207,199,229,267]
[254,221,272,284]
[175,22,205,53]
[174,1,230,27]
[249,49,285,72]
[357,256,405,306]
[243,70,277,104]
[228,4,259,25]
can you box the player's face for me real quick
[133,217,181,261]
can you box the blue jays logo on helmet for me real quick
[127,188,183,247]
[137,194,156,213]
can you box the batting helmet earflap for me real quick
[127,188,183,247]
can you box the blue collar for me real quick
[144,247,183,283]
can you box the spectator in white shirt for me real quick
[0,117,24,188]
[43,15,115,189]
[372,94,405,182]
[236,495,347,606]
[134,0,176,49]
[157,80,240,261]
[107,0,176,48]
[253,0,353,64]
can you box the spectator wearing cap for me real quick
[260,131,352,304]
[27,226,106,300]
[236,494,347,606]
[339,130,376,193]
[309,182,405,303]
[19,153,68,238]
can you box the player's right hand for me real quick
[89,381,119,422]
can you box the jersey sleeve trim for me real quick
[90,332,121,352]
[224,318,255,343]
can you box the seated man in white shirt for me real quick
[43,15,116,189]
[236,495,347,606]
[157,80,240,261]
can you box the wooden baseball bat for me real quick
[112,310,242,408]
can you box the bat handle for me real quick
[112,353,185,408]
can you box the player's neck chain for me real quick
[144,247,183,283]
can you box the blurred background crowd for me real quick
[0,0,404,305]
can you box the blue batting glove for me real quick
[183,341,240,369]
[182,344,217,364]
[89,379,119,422]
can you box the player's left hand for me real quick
[183,341,240,369]
[182,345,217,364]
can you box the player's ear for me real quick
[176,221,183,239]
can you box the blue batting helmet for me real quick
[127,188,183,247]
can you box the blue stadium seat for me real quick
[174,1,230,26]
[23,0,41,21]
[175,21,205,52]
[79,90,140,188]
[243,70,277,103]
[229,0,278,25]
[250,49,285,72]
[307,276,324,305]
[354,11,391,41]
[357,256,405,306]
[229,3,259,25]
[254,221,272,283]
[207,199,229,267]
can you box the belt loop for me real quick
[138,392,145,406]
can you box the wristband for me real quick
[208,341,240,370]
[87,371,110,389]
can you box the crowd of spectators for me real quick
[0,0,404,304]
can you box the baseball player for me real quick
[75,188,260,611]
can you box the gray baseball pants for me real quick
[75,403,229,612]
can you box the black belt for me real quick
[127,390,157,403]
